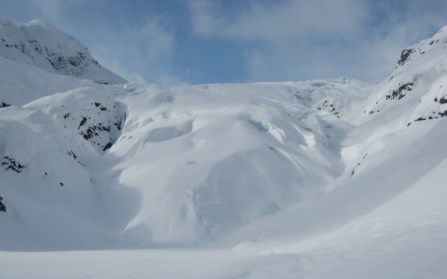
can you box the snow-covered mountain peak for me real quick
[396,25,447,69]
[353,26,447,127]
[0,18,125,84]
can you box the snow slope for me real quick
[0,19,446,278]
[0,18,126,86]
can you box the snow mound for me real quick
[25,87,126,152]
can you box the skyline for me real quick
[0,0,446,84]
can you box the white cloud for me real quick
[90,16,181,84]
[93,53,146,84]
[30,0,62,20]
[30,0,87,21]
[137,17,175,62]
[188,0,447,81]
[189,0,369,41]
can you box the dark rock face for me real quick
[2,34,93,78]
[93,102,107,111]
[386,81,414,100]
[0,196,5,212]
[78,116,87,129]
[67,150,77,160]
[411,91,447,124]
[80,123,111,140]
[398,48,415,66]
[62,100,126,152]
[1,156,26,173]
[0,102,10,108]
[434,96,447,104]
[47,51,92,77]
[103,142,113,151]
[317,99,341,117]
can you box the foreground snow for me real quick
[1,200,446,279]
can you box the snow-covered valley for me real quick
[0,18,446,278]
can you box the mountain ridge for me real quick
[0,18,126,85]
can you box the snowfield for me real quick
[0,19,447,278]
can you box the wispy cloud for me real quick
[188,0,447,81]
[29,0,63,20]
[82,11,180,84]
[138,17,175,63]
[1,0,446,84]
[189,0,368,41]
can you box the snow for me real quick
[0,18,126,85]
[0,18,446,278]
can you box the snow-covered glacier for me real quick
[0,19,446,278]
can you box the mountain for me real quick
[0,19,446,278]
[0,18,125,90]
[356,26,447,126]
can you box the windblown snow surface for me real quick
[0,19,446,278]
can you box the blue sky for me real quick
[0,0,446,84]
